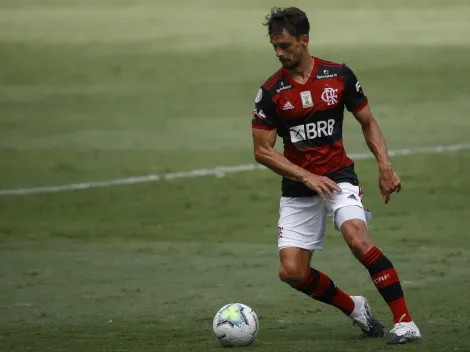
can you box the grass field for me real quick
[1,1,470,351]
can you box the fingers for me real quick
[382,184,400,204]
[326,179,341,193]
[319,183,335,200]
[313,185,332,200]
[394,175,402,193]
[389,180,401,196]
[314,186,326,201]
[380,179,402,203]
[392,172,401,193]
[382,188,393,203]
[320,178,341,199]
[396,182,402,193]
[379,170,402,201]
[313,183,337,200]
[306,176,341,200]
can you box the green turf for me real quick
[1,0,469,351]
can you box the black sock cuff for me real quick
[367,254,394,275]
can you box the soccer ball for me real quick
[213,303,259,347]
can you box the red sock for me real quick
[360,247,412,323]
[296,268,355,316]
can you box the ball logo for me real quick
[321,87,338,106]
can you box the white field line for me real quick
[1,144,469,196]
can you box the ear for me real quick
[300,34,309,47]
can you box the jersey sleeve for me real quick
[251,87,278,130]
[343,65,368,113]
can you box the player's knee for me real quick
[341,219,373,258]
[350,239,372,258]
[279,262,308,286]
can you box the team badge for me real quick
[300,91,313,108]
[321,87,338,106]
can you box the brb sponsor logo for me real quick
[289,119,335,143]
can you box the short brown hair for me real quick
[264,7,310,38]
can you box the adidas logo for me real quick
[283,102,294,110]
[348,194,357,200]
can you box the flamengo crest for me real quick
[321,87,338,106]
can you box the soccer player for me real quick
[251,7,421,344]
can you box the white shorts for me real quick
[277,182,372,251]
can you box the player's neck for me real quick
[286,53,314,84]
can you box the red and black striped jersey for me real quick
[252,57,368,197]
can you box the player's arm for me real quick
[251,87,340,199]
[342,64,401,204]
[353,105,391,171]
[252,127,340,199]
[252,127,305,182]
[353,106,401,204]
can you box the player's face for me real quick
[270,29,307,69]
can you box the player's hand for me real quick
[302,173,341,200]
[379,165,401,204]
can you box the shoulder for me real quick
[261,68,283,90]
[314,57,361,85]
[315,57,343,69]
[258,68,292,96]
[314,57,348,78]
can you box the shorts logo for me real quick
[300,91,313,108]
[347,194,357,201]
[321,87,338,105]
[289,119,335,143]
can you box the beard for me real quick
[279,57,301,70]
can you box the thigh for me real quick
[278,196,326,251]
[325,182,372,230]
